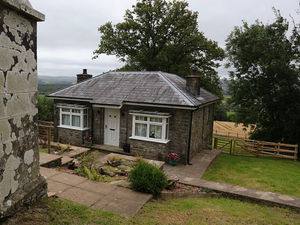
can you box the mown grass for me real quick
[3,197,300,225]
[203,153,300,197]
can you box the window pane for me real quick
[150,117,162,123]
[135,116,147,121]
[62,114,70,126]
[72,115,81,127]
[72,109,81,113]
[83,115,88,128]
[83,109,88,114]
[61,108,70,112]
[149,125,162,139]
[135,123,147,137]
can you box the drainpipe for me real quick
[91,105,94,144]
[187,110,194,165]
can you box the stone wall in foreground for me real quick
[0,0,46,218]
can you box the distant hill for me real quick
[38,76,75,95]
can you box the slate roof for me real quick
[49,71,219,108]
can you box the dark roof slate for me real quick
[49,71,219,107]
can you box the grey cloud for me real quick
[30,0,299,77]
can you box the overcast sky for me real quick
[30,0,299,78]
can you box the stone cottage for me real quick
[0,0,46,218]
[49,70,218,163]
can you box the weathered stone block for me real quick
[6,70,37,93]
[6,92,37,117]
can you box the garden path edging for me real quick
[179,178,300,211]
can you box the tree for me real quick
[94,0,225,98]
[38,95,54,121]
[226,11,300,146]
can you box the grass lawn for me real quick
[203,153,300,197]
[39,148,48,153]
[3,197,300,225]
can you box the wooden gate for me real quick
[213,135,298,160]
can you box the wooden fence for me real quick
[38,121,54,153]
[213,135,298,161]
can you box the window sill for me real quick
[57,125,90,131]
[129,136,170,144]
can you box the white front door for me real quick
[104,108,120,147]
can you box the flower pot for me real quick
[168,159,180,166]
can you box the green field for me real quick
[203,153,300,197]
[4,197,300,225]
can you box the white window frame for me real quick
[58,105,89,131]
[130,113,170,144]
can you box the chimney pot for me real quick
[186,75,201,96]
[77,69,92,83]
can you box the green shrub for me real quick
[129,159,167,195]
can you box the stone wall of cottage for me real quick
[0,0,46,218]
[189,104,215,160]
[53,100,92,146]
[119,105,191,163]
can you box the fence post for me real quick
[295,145,298,161]
[214,137,218,150]
[47,127,51,154]
[229,139,233,155]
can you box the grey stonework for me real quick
[54,102,215,164]
[53,100,92,146]
[0,0,46,219]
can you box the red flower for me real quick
[167,152,180,160]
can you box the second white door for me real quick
[104,108,120,147]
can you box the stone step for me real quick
[50,142,91,158]
[92,144,133,156]
[62,147,91,158]
[61,156,74,166]
[40,152,62,168]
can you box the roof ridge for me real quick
[158,72,195,106]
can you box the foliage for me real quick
[37,94,54,121]
[129,159,167,195]
[84,166,95,180]
[203,154,300,197]
[94,0,225,98]
[225,10,300,145]
[56,143,71,152]
[76,152,98,171]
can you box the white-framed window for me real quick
[130,113,170,144]
[59,106,89,130]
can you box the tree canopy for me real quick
[94,0,225,98]
[226,11,300,145]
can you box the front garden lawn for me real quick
[203,153,300,197]
[3,197,300,225]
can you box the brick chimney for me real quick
[186,75,201,96]
[77,69,92,83]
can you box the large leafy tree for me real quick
[226,11,300,145]
[94,0,225,97]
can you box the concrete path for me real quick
[180,178,300,210]
[163,149,221,180]
[40,167,152,217]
